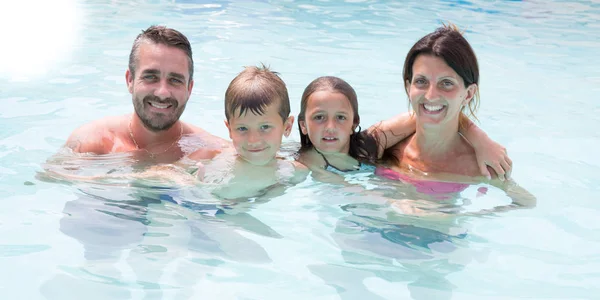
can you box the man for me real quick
[65,25,227,162]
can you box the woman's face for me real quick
[406,54,476,128]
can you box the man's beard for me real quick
[133,95,186,132]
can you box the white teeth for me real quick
[149,102,169,109]
[423,104,444,112]
[323,137,336,140]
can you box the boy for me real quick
[196,65,308,199]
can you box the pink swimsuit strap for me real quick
[375,167,469,196]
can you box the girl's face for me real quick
[406,54,476,128]
[299,90,356,154]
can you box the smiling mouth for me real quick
[322,137,338,142]
[247,148,266,153]
[148,101,173,109]
[421,103,446,113]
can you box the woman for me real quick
[375,24,536,210]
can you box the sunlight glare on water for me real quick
[0,0,83,80]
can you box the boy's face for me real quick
[226,102,294,166]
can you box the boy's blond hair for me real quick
[225,64,290,122]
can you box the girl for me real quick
[296,76,511,181]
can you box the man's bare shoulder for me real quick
[65,115,129,154]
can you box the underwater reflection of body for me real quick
[308,184,493,300]
[39,185,171,299]
[38,156,280,299]
[39,183,279,299]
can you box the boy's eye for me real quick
[260,125,272,131]
[236,126,248,132]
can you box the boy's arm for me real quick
[366,112,416,159]
[459,119,512,181]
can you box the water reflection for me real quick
[309,185,491,299]
[37,151,282,299]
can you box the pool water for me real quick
[1,0,599,299]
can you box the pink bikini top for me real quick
[375,167,469,198]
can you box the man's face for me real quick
[126,42,193,131]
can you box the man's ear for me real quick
[284,116,295,137]
[125,69,134,94]
[187,79,194,95]
[224,120,232,139]
[299,119,308,135]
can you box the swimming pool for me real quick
[1,0,599,299]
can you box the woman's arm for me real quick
[490,178,537,209]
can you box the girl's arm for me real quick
[459,119,512,181]
[366,112,416,159]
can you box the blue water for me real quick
[1,0,599,299]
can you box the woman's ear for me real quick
[464,83,478,106]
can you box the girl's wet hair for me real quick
[297,76,378,163]
[225,64,290,122]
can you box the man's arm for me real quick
[64,123,109,154]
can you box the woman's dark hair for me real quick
[403,23,480,129]
[382,23,480,164]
